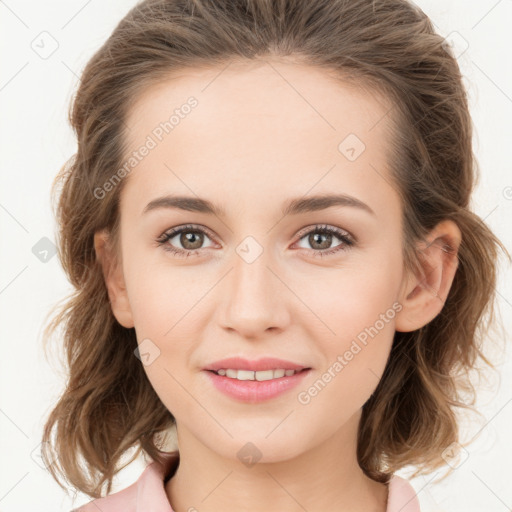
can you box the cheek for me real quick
[298,286,397,423]
[125,251,204,335]
[123,252,205,381]
[298,250,401,336]
[296,254,400,392]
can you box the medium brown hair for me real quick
[41,0,510,499]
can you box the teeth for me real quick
[217,368,300,381]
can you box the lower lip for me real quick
[203,369,311,403]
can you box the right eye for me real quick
[156,224,217,257]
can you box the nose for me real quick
[218,243,290,339]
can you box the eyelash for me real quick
[156,223,355,259]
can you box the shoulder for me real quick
[72,451,180,512]
[386,474,421,512]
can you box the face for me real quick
[99,58,415,463]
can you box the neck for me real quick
[164,411,388,512]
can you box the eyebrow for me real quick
[142,193,376,218]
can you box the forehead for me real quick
[120,59,399,220]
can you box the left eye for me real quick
[156,223,355,258]
[293,224,354,256]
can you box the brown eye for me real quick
[178,230,205,250]
[294,225,354,257]
[157,224,215,257]
[307,231,334,250]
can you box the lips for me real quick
[203,356,311,372]
[204,366,312,403]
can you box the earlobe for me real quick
[395,220,461,333]
[93,230,135,329]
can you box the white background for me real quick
[0,0,511,511]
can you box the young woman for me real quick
[41,1,509,511]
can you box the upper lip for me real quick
[203,357,311,372]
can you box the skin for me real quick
[94,58,461,512]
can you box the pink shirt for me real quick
[74,451,421,511]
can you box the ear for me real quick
[395,220,462,333]
[94,229,134,329]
